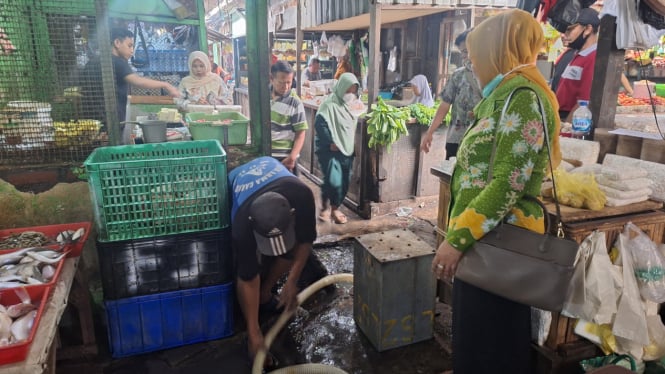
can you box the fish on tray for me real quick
[0,247,66,289]
[0,227,86,250]
[0,288,38,346]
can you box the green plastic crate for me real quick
[185,112,249,146]
[84,140,229,242]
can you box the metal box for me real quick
[353,229,437,351]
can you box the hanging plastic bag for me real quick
[387,46,397,72]
[563,231,619,324]
[320,31,328,48]
[614,0,665,49]
[643,315,665,361]
[547,0,596,33]
[622,222,665,303]
[613,226,650,348]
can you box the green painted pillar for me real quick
[245,0,271,156]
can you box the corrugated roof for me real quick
[303,8,452,31]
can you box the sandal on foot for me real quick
[331,210,348,224]
[318,209,331,222]
[259,294,285,316]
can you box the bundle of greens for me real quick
[407,103,437,126]
[365,97,410,151]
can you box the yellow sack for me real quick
[553,169,607,210]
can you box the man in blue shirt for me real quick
[228,156,317,369]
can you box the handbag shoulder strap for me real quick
[487,86,566,236]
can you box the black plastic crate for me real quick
[98,229,232,300]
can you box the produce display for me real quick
[365,97,409,151]
[617,92,665,106]
[407,103,437,126]
[54,119,101,146]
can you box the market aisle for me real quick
[55,175,450,373]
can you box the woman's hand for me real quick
[330,143,339,152]
[420,131,433,153]
[431,241,463,280]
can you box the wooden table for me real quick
[1,258,79,374]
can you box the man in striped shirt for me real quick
[270,61,308,175]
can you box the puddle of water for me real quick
[273,242,450,373]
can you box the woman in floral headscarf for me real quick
[178,51,232,105]
[430,9,561,374]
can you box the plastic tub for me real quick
[378,92,393,100]
[656,83,665,98]
[139,120,167,143]
[185,112,249,146]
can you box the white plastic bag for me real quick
[387,46,397,72]
[531,308,552,346]
[614,0,665,50]
[612,226,650,347]
[643,315,665,361]
[622,222,665,303]
[563,231,619,324]
[320,31,328,47]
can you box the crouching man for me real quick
[228,156,316,370]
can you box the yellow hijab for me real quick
[467,9,561,169]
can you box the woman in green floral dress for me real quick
[431,9,563,374]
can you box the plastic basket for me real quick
[0,222,91,258]
[84,140,229,242]
[185,112,249,146]
[98,228,233,300]
[656,84,665,98]
[0,286,51,365]
[105,282,234,358]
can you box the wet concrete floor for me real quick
[56,175,453,374]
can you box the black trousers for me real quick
[452,278,532,374]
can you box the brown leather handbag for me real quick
[455,87,579,312]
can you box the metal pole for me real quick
[246,0,271,155]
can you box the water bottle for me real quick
[571,100,592,140]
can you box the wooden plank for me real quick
[128,95,175,105]
[543,199,663,223]
[589,15,624,133]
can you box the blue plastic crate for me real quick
[105,283,234,358]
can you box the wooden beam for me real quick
[368,2,382,106]
[589,15,623,137]
[246,0,271,155]
[296,1,303,98]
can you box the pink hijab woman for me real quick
[178,51,232,105]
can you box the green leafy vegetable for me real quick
[407,103,437,126]
[365,97,410,151]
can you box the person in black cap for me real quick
[555,7,600,122]
[228,156,317,369]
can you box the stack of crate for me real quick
[84,140,234,358]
